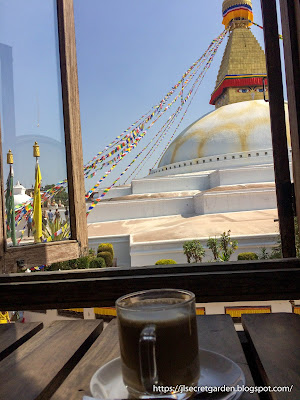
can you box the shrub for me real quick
[46,256,92,271]
[89,248,96,257]
[97,243,114,258]
[45,260,71,271]
[259,247,270,260]
[89,257,106,269]
[75,256,91,269]
[68,258,78,269]
[98,251,113,268]
[155,259,177,265]
[183,240,205,263]
[237,252,258,260]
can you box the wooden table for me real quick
[242,313,300,400]
[0,313,298,400]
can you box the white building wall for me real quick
[194,189,277,215]
[209,165,275,187]
[92,186,131,200]
[87,197,195,223]
[131,173,210,194]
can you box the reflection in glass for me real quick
[0,0,70,247]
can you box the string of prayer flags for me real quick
[86,29,228,207]
[250,20,283,40]
[15,28,228,243]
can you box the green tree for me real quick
[219,230,238,262]
[207,232,238,262]
[44,184,69,206]
[207,237,219,261]
[183,240,205,263]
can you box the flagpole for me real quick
[33,142,42,243]
[6,150,17,246]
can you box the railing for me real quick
[1,258,300,311]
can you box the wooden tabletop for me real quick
[0,313,298,400]
[242,313,300,400]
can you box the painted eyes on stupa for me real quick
[237,87,267,93]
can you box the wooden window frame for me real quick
[1,258,300,310]
[0,0,88,273]
[0,0,300,311]
[1,0,300,312]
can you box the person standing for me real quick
[64,206,69,221]
[48,209,53,223]
[42,210,47,227]
[55,208,60,221]
[27,213,33,237]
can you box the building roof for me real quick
[88,208,278,244]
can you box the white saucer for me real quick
[90,349,245,399]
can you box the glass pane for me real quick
[0,0,70,249]
[75,0,286,268]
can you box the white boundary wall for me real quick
[130,234,278,267]
[87,233,278,268]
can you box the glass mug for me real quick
[116,289,200,399]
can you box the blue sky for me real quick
[0,0,283,189]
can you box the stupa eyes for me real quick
[237,87,266,93]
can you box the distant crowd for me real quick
[27,206,69,237]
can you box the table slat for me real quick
[50,319,119,400]
[0,320,103,400]
[196,315,259,400]
[242,313,300,400]
[0,322,43,361]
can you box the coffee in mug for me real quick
[116,289,200,399]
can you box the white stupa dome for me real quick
[13,181,31,206]
[159,100,290,167]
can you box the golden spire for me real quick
[210,0,266,109]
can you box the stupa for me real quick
[87,0,290,268]
[13,181,31,206]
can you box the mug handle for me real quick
[139,324,158,393]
